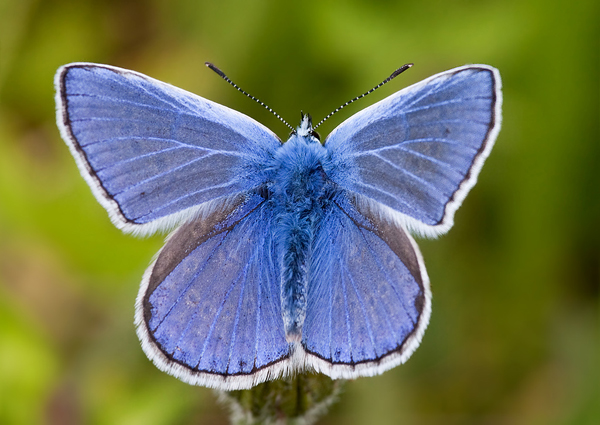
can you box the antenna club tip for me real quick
[390,63,414,79]
[205,62,226,78]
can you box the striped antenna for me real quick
[313,63,413,130]
[205,62,295,133]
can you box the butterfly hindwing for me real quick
[135,192,290,390]
[55,63,280,236]
[325,65,502,237]
[302,193,431,378]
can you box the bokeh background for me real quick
[0,0,597,424]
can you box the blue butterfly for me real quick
[55,62,502,390]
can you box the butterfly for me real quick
[55,62,502,390]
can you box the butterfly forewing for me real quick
[325,65,501,237]
[55,63,281,236]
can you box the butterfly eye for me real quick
[310,130,321,141]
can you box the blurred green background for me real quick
[0,0,597,424]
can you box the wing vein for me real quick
[356,233,400,336]
[402,72,471,109]
[82,135,232,154]
[352,137,471,156]
[133,179,240,223]
[339,257,354,362]
[392,145,466,174]
[152,232,228,333]
[194,273,242,368]
[369,153,444,193]
[111,151,234,196]
[68,92,183,114]
[412,117,490,127]
[194,224,258,368]
[402,96,491,115]
[95,146,183,172]
[352,181,423,218]
[225,261,247,374]
[358,227,417,326]
[253,243,263,371]
[340,260,377,357]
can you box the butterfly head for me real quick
[295,112,321,142]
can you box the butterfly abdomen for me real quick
[272,135,330,341]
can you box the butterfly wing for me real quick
[135,191,290,390]
[55,63,280,236]
[325,65,502,237]
[302,193,431,377]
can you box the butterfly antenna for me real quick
[205,62,295,133]
[313,63,413,131]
